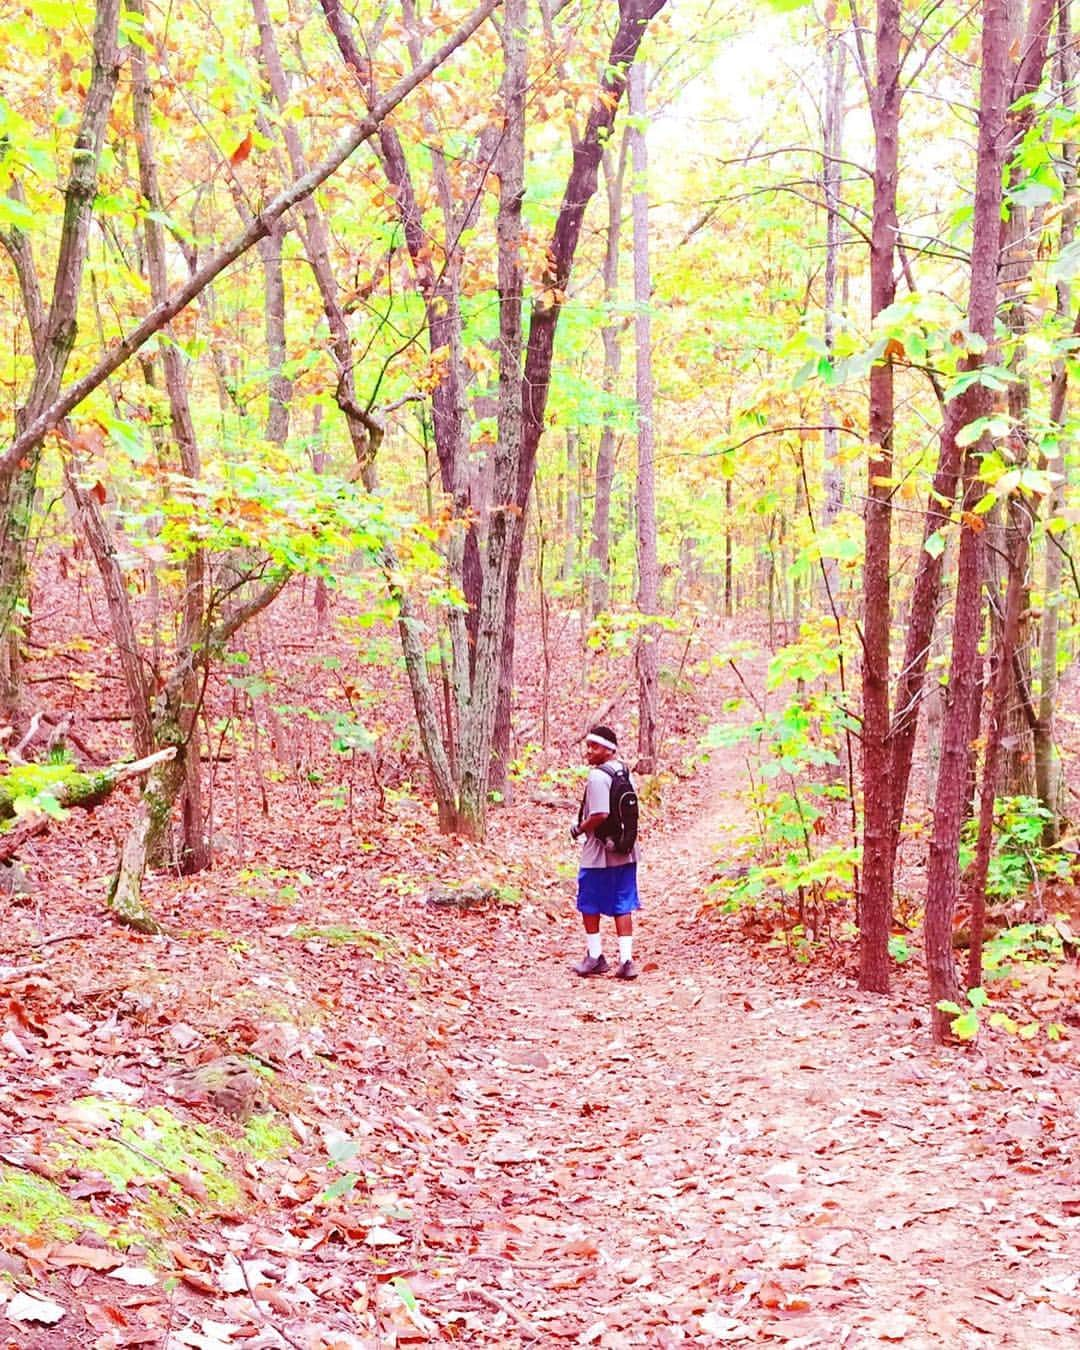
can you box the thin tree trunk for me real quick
[268,0,458,826]
[494,0,669,786]
[820,16,846,611]
[965,497,1034,988]
[589,139,628,618]
[0,0,122,721]
[857,0,901,994]
[629,62,660,771]
[129,0,210,878]
[1035,0,1075,840]
[925,0,1012,1042]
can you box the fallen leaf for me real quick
[7,1291,66,1324]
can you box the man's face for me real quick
[585,740,610,766]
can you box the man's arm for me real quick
[572,810,609,839]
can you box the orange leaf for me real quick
[884,338,905,361]
[49,1243,123,1271]
[230,131,254,165]
[961,511,986,533]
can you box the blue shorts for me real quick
[576,863,640,917]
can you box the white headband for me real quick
[586,733,617,751]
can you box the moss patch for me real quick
[292,923,398,957]
[0,1165,98,1240]
[0,1100,301,1247]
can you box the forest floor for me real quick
[2,606,1080,1348]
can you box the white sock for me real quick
[586,933,603,960]
[619,936,633,964]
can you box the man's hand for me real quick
[570,823,582,841]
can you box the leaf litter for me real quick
[1,610,1079,1347]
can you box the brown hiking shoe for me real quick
[614,959,638,980]
[573,954,609,977]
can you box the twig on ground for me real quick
[461,1282,543,1342]
[31,930,96,948]
[239,1257,308,1350]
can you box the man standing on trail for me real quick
[570,725,639,979]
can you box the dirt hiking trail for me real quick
[408,750,1080,1348]
[5,730,1080,1349]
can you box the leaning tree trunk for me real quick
[629,62,660,772]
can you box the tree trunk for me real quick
[629,63,660,772]
[0,0,122,722]
[1035,0,1075,841]
[456,0,527,836]
[589,140,628,618]
[130,0,210,877]
[820,17,846,612]
[888,0,1056,857]
[925,0,1012,1042]
[965,497,1033,988]
[494,0,669,787]
[857,0,901,995]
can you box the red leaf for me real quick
[230,131,254,165]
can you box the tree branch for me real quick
[0,0,501,491]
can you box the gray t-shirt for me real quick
[579,759,639,869]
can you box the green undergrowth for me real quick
[0,1099,296,1249]
[292,922,398,955]
[0,1165,103,1241]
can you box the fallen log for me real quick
[0,747,176,824]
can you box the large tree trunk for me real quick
[629,62,660,772]
[857,0,901,995]
[456,0,527,836]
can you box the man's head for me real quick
[585,725,618,765]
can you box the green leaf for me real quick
[924,530,947,560]
[950,1010,979,1040]
[322,1172,358,1200]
